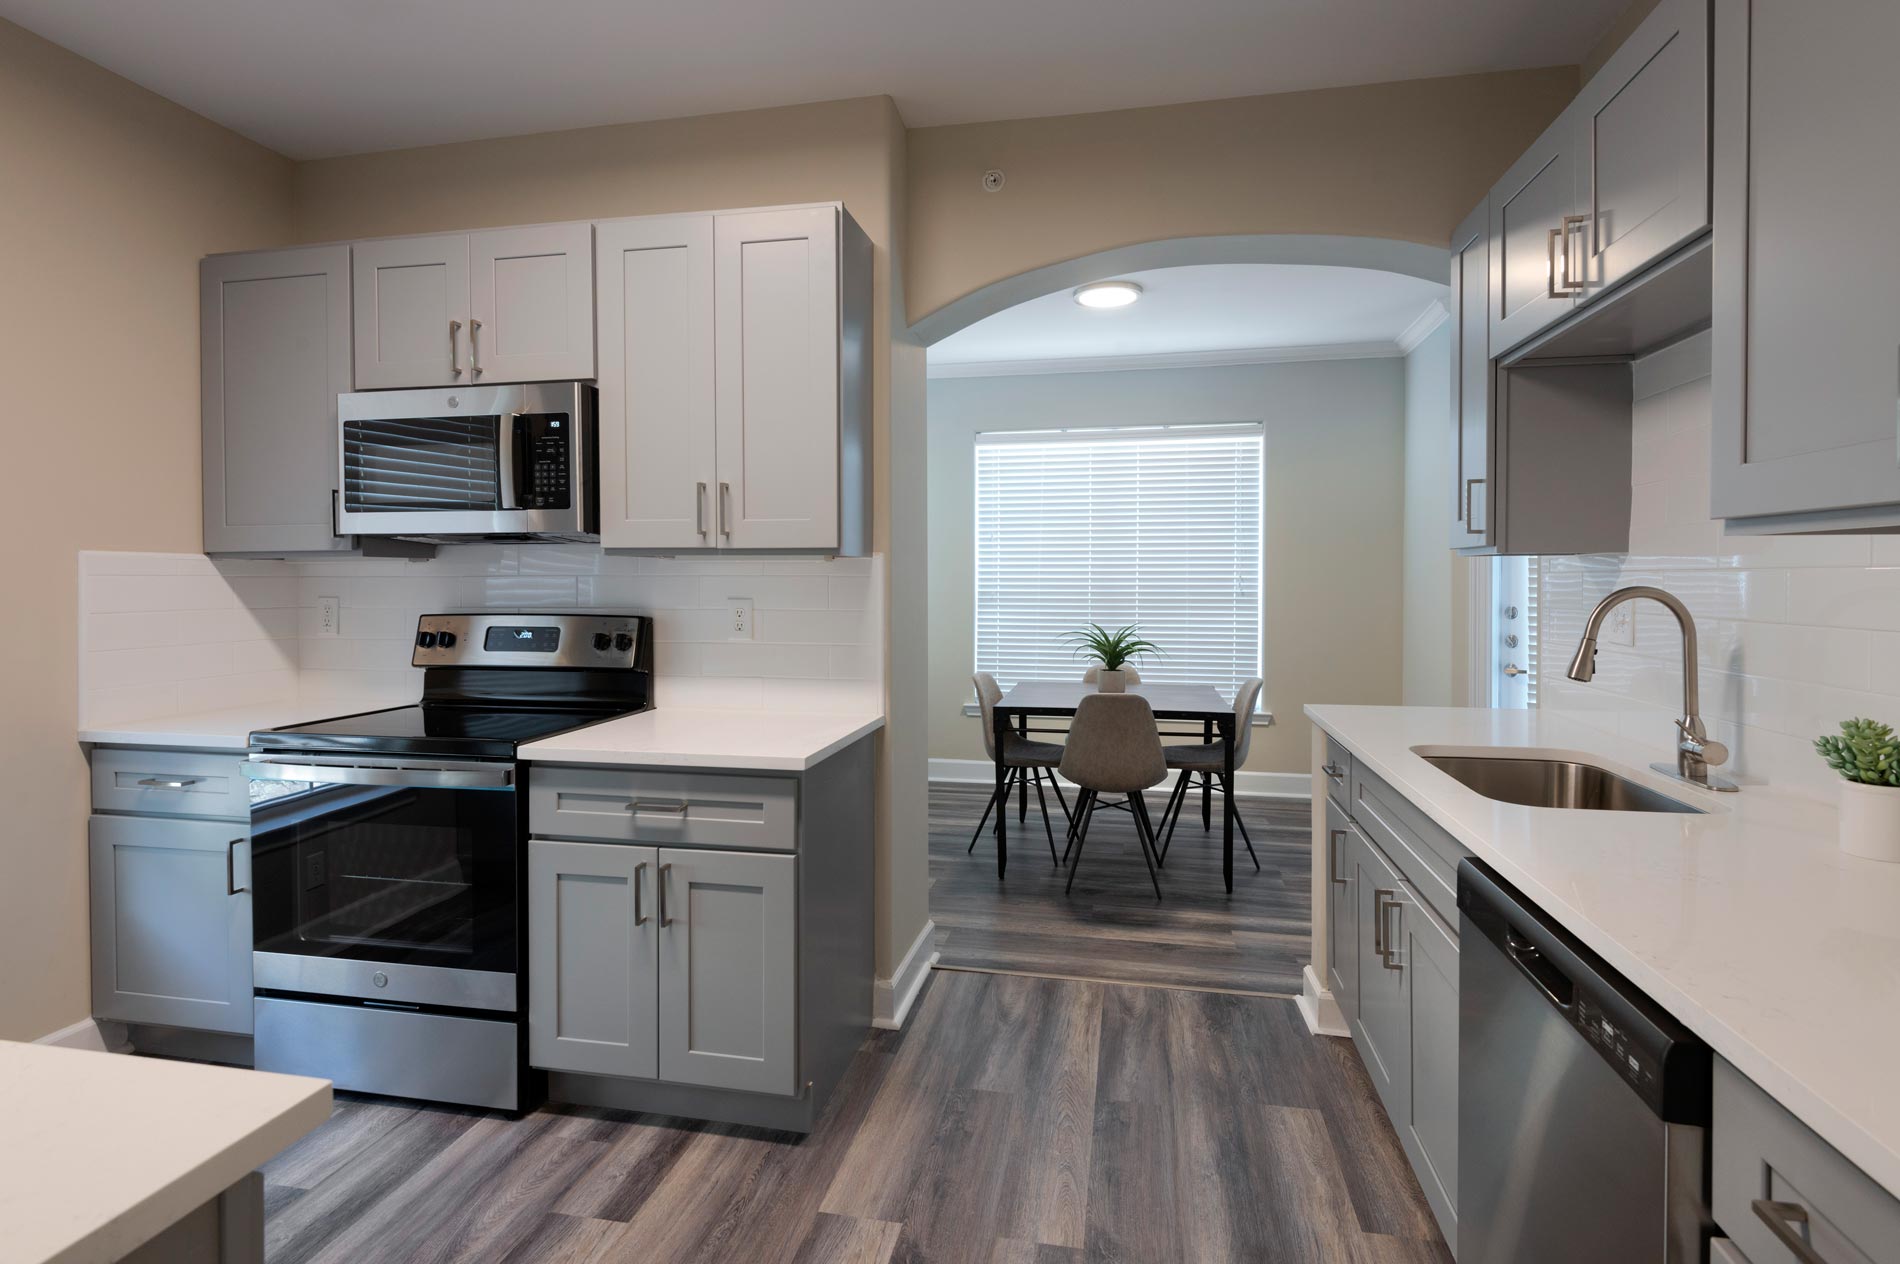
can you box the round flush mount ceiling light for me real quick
[1072,280,1143,309]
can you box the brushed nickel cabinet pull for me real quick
[1464,477,1487,534]
[469,317,483,377]
[1321,763,1345,783]
[1372,888,1395,960]
[137,777,201,789]
[1751,1200,1828,1263]
[634,861,648,927]
[718,482,732,538]
[1328,830,1349,885]
[658,863,673,927]
[627,798,689,815]
[449,320,463,377]
[696,482,708,536]
[1547,226,1567,299]
[1382,894,1404,971]
[1562,212,1591,293]
[226,838,248,896]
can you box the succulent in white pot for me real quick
[1815,718,1900,863]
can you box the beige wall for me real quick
[293,97,934,979]
[904,68,1578,327]
[927,358,1407,776]
[1400,321,1473,706]
[0,18,294,1040]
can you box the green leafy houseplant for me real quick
[1815,717,1900,787]
[1062,623,1163,672]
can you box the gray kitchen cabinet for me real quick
[657,849,797,1096]
[200,245,353,555]
[527,840,659,1080]
[1449,199,1494,550]
[1395,881,1460,1253]
[1353,831,1409,1125]
[1323,796,1359,1027]
[352,225,593,389]
[1487,112,1579,353]
[90,813,252,1035]
[1711,0,1900,532]
[1571,0,1709,301]
[595,213,717,550]
[1712,1055,1900,1264]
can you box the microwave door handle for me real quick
[497,412,525,510]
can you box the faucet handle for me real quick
[1675,719,1729,768]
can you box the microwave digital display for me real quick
[482,626,561,653]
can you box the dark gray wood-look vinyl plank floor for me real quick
[929,779,1314,995]
[262,971,1451,1264]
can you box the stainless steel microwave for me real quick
[336,382,597,541]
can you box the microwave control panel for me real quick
[525,414,570,510]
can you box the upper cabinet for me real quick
[1449,201,1494,551]
[1487,116,1580,353]
[352,224,594,389]
[596,203,872,555]
[1712,0,1900,532]
[201,245,353,554]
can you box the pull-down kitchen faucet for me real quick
[1566,585,1739,792]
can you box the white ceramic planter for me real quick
[1837,779,1900,863]
[1095,669,1127,693]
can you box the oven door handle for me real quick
[243,760,515,789]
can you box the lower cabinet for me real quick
[1323,797,1359,1025]
[90,814,252,1035]
[528,839,797,1097]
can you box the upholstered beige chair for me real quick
[1057,692,1168,897]
[970,672,1069,867]
[1081,665,1141,685]
[1158,678,1264,869]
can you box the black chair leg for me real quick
[1061,789,1091,865]
[1033,768,1059,868]
[1220,773,1261,870]
[1158,769,1191,864]
[1201,772,1211,830]
[1064,789,1100,893]
[1046,771,1072,827]
[967,770,1010,853]
[1130,791,1163,899]
[1019,767,1028,822]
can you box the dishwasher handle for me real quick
[1505,929,1574,1009]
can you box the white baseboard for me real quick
[1297,964,1348,1038]
[928,757,1310,800]
[873,919,938,1030]
[35,1016,131,1053]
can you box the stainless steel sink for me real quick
[1421,754,1703,814]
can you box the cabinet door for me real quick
[1488,113,1579,354]
[469,223,595,383]
[1712,0,1900,524]
[1573,0,1709,299]
[657,849,796,1095]
[90,815,251,1034]
[352,233,469,388]
[201,246,353,554]
[595,215,717,549]
[1399,889,1460,1250]
[1449,200,1495,551]
[1323,798,1359,1025]
[528,840,658,1079]
[1351,836,1410,1127]
[714,207,840,550]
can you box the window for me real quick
[974,424,1264,702]
[1491,554,1540,707]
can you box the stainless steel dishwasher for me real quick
[1458,858,1712,1264]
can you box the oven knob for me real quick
[614,632,635,653]
[372,971,389,988]
[592,632,613,652]
[436,631,457,649]
[416,632,438,649]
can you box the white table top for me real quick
[0,1042,330,1264]
[519,707,884,771]
[1307,703,1900,1198]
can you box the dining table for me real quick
[991,681,1240,891]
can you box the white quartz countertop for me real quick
[1306,704,1900,1199]
[519,707,884,771]
[78,704,321,752]
[0,1042,330,1264]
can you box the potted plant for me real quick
[1815,717,1900,862]
[1063,623,1162,693]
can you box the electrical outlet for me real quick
[729,598,754,641]
[1604,603,1635,648]
[316,596,341,638]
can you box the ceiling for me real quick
[1,0,1627,159]
[927,264,1449,374]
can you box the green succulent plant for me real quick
[1062,623,1163,672]
[1815,717,1900,787]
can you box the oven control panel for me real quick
[411,613,651,669]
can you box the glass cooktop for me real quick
[251,704,628,761]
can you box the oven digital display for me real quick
[482,626,561,653]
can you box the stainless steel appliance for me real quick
[335,382,597,541]
[1459,858,1712,1264]
[244,612,651,1110]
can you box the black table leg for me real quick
[1220,715,1235,893]
[1017,715,1029,822]
[994,707,1009,877]
[1202,718,1213,829]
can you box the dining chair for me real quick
[1058,693,1168,898]
[1081,666,1141,684]
[1158,678,1264,870]
[969,672,1069,867]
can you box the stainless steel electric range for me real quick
[243,612,652,1110]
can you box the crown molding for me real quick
[926,341,1402,380]
[1395,299,1452,355]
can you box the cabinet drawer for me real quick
[1320,736,1351,809]
[530,766,797,851]
[1713,1057,1900,1264]
[1349,766,1468,926]
[91,748,250,821]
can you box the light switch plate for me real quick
[316,596,341,638]
[729,598,754,641]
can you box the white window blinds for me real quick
[974,424,1264,700]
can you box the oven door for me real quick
[246,756,521,1012]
